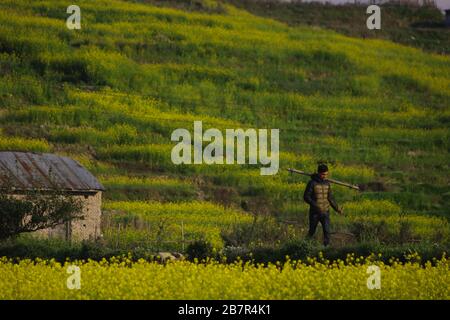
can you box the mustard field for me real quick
[0,255,448,300]
[0,0,448,300]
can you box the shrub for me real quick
[0,237,80,261]
[186,240,214,261]
[280,239,314,260]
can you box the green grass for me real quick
[0,0,448,254]
[102,200,254,249]
[225,0,450,55]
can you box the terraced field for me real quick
[0,0,449,255]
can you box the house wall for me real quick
[71,192,102,241]
[10,192,102,241]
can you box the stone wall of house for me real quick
[71,192,102,241]
[11,192,102,241]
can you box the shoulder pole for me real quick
[287,168,360,191]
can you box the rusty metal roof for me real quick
[0,151,105,192]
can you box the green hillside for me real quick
[0,0,449,255]
[226,0,450,55]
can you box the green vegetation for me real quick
[226,0,450,54]
[0,0,448,259]
[1,255,449,299]
[102,200,253,249]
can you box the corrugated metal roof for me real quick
[0,151,105,192]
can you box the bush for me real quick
[0,237,80,261]
[186,240,214,261]
[221,241,313,264]
[221,240,449,265]
[280,239,314,260]
[320,241,450,265]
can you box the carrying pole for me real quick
[287,168,360,191]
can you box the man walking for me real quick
[303,164,342,246]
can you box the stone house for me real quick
[0,151,105,241]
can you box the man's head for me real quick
[317,164,329,180]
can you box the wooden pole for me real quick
[117,223,121,249]
[287,168,360,191]
[181,221,185,252]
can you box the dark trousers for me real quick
[307,211,331,246]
